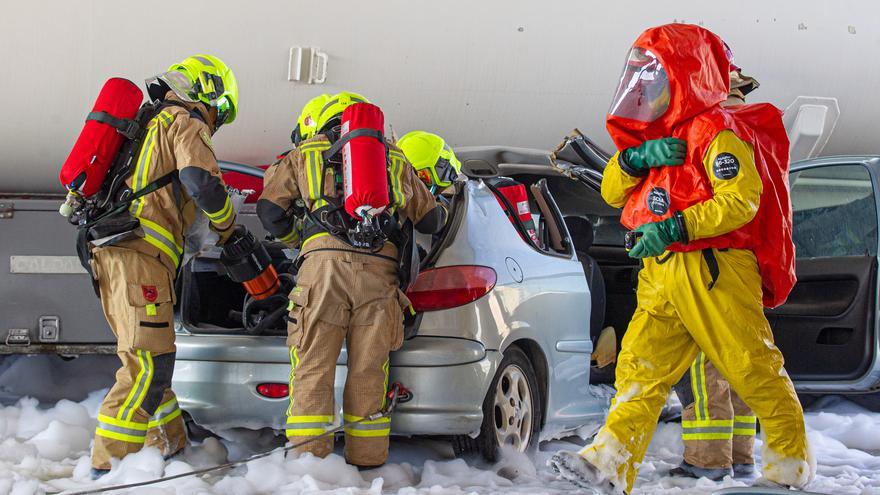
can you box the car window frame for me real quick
[788,159,880,260]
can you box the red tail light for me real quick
[256,383,289,399]
[406,265,497,312]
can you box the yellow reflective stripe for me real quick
[118,350,150,421]
[342,413,390,425]
[304,150,322,201]
[682,417,733,441]
[96,428,147,444]
[301,143,332,209]
[343,410,391,437]
[127,351,155,421]
[131,111,174,216]
[148,407,182,428]
[148,397,180,426]
[733,427,757,436]
[689,354,701,421]
[156,111,174,128]
[138,217,183,267]
[286,347,300,417]
[682,432,733,441]
[699,353,710,421]
[285,428,327,437]
[682,419,734,428]
[733,415,757,436]
[98,414,148,431]
[389,155,406,208]
[344,427,390,437]
[301,232,330,251]
[141,235,180,267]
[279,227,300,243]
[285,411,333,437]
[205,195,233,224]
[381,359,390,409]
[691,352,710,422]
[156,398,177,414]
[146,304,157,316]
[299,142,331,150]
[343,412,390,436]
[288,415,334,424]
[138,218,182,251]
[132,126,159,217]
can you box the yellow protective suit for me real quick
[580,130,812,492]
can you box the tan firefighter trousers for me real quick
[90,246,186,470]
[285,250,408,467]
[674,351,757,469]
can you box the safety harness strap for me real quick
[86,170,179,229]
[88,111,141,140]
[702,248,720,290]
[322,127,385,161]
[75,170,180,280]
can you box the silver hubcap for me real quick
[493,364,533,451]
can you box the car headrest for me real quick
[565,216,594,251]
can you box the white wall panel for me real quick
[0,0,876,192]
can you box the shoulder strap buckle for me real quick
[87,111,141,140]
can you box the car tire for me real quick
[453,345,542,462]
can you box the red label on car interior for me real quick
[142,285,158,302]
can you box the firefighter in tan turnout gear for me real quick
[257,92,447,467]
[89,55,239,478]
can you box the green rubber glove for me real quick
[622,137,687,171]
[628,217,681,259]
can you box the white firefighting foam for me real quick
[0,389,878,494]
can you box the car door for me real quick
[767,158,880,392]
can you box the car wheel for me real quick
[453,345,542,462]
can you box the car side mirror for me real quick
[461,159,499,179]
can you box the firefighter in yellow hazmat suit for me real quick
[548,24,812,494]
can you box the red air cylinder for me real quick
[59,78,143,197]
[341,103,389,219]
[492,178,539,244]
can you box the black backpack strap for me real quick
[84,170,179,228]
[130,170,178,202]
[702,248,720,290]
[87,111,140,139]
[322,128,384,161]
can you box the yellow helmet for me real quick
[315,91,370,135]
[292,93,331,146]
[147,54,239,127]
[398,131,461,189]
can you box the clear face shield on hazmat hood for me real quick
[608,47,671,123]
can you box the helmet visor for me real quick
[608,47,670,122]
[146,70,200,103]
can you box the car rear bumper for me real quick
[172,334,500,436]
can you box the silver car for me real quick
[172,142,617,460]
